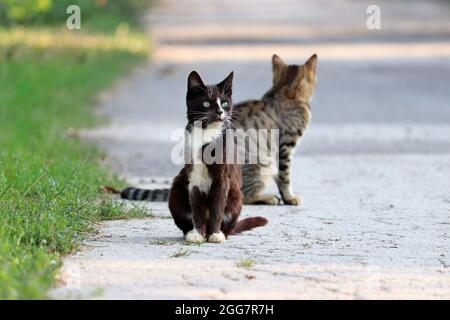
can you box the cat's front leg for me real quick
[206,179,229,243]
[276,144,301,206]
[186,187,208,243]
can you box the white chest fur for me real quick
[189,163,212,193]
[188,122,223,193]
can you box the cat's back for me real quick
[234,99,266,109]
[235,96,310,133]
[234,99,279,129]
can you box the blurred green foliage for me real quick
[0,0,150,300]
[0,43,148,299]
[0,0,150,29]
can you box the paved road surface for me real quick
[50,0,450,299]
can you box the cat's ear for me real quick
[272,54,285,83]
[187,71,205,89]
[217,71,233,96]
[272,54,285,70]
[305,54,318,72]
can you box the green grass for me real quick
[170,249,191,258]
[0,0,149,33]
[0,31,148,298]
[150,240,177,246]
[237,258,255,269]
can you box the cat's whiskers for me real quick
[229,112,244,121]
[228,108,244,116]
[226,117,244,131]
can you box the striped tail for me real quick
[229,216,268,235]
[102,186,169,202]
[121,187,170,201]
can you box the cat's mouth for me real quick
[199,114,226,126]
[211,116,225,123]
[196,117,223,128]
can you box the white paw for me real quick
[185,229,205,243]
[208,231,226,243]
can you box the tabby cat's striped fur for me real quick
[120,187,169,202]
[235,54,317,205]
[117,54,317,205]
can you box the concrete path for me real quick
[50,0,450,299]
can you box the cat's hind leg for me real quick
[241,164,281,205]
[168,170,195,236]
[275,143,301,205]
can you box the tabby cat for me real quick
[235,54,317,205]
[117,54,317,206]
[168,71,267,243]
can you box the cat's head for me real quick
[270,54,318,103]
[186,71,234,127]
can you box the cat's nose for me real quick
[216,109,225,120]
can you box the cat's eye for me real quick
[203,101,211,108]
[221,101,229,108]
